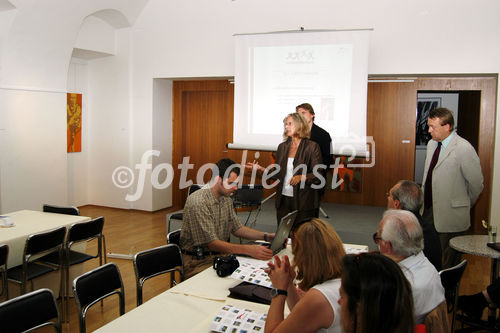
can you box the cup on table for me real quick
[488,225,497,244]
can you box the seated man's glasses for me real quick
[372,232,382,245]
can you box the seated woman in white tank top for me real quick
[265,218,346,333]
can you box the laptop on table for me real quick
[269,210,298,255]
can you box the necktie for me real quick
[424,142,442,208]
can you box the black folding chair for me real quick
[39,216,107,321]
[0,288,61,332]
[133,244,184,306]
[7,226,66,295]
[167,229,181,247]
[73,262,125,333]
[166,184,202,234]
[439,259,467,333]
[43,204,80,216]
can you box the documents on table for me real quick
[232,257,272,288]
[211,304,266,333]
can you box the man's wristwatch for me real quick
[264,233,268,242]
[270,288,288,298]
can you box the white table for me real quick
[0,210,90,297]
[96,243,369,332]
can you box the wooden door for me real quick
[172,80,234,207]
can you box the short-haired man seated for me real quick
[375,209,445,323]
[180,158,274,279]
[386,180,442,271]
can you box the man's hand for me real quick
[247,244,273,260]
[265,233,276,242]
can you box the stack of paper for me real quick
[211,304,267,333]
[232,257,272,288]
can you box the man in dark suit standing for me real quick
[422,108,483,269]
[296,103,332,193]
[387,180,442,271]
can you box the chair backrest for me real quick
[67,216,104,245]
[43,204,80,216]
[73,263,125,333]
[439,259,467,333]
[188,184,202,196]
[0,243,8,267]
[25,226,66,259]
[0,288,61,332]
[167,229,181,247]
[439,260,467,291]
[133,244,184,305]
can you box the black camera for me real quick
[213,255,240,277]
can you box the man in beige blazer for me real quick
[422,107,483,269]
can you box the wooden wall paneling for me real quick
[324,81,417,207]
[415,77,497,233]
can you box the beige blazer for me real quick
[422,133,483,233]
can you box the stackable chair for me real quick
[0,244,8,301]
[166,184,202,234]
[7,226,66,295]
[39,216,107,321]
[73,263,125,333]
[43,204,80,216]
[133,244,184,306]
[0,288,61,333]
[439,259,467,333]
[167,229,181,247]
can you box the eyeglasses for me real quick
[372,232,382,244]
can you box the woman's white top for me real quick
[282,157,294,197]
[312,278,344,333]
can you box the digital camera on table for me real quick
[213,254,239,277]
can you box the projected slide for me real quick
[232,30,370,155]
[251,44,352,137]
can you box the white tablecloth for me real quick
[1,210,90,297]
[96,243,368,332]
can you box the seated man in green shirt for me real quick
[180,158,274,279]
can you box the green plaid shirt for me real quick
[180,185,242,252]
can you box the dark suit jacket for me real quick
[273,138,322,212]
[310,123,332,168]
[415,211,442,271]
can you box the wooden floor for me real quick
[37,205,492,332]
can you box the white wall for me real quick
[0,89,67,212]
[66,60,89,207]
[0,0,148,213]
[152,78,173,211]
[86,28,134,210]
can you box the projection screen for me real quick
[229,29,371,157]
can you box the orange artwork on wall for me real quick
[67,93,82,153]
